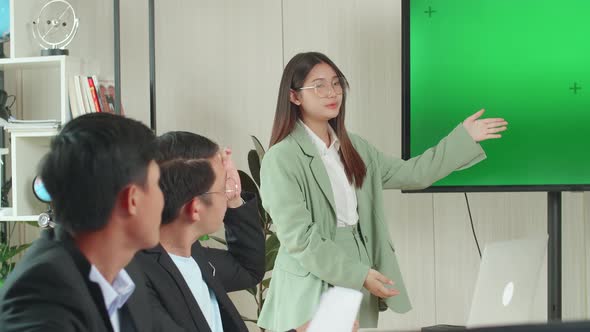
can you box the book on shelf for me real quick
[68,76,83,119]
[0,117,60,131]
[91,76,106,113]
[81,75,97,114]
[7,119,59,124]
[97,79,124,115]
[86,76,102,113]
[76,75,91,115]
[68,75,124,119]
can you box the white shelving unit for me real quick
[2,0,114,224]
[1,129,58,221]
[0,56,77,221]
[0,55,78,124]
[0,215,43,222]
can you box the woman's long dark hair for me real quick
[269,52,366,187]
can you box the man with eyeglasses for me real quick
[130,131,264,332]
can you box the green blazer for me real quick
[257,122,485,331]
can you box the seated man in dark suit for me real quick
[0,113,173,332]
[132,131,265,332]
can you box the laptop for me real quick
[466,235,548,328]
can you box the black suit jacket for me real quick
[132,192,265,332]
[0,227,169,332]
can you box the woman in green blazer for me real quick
[257,52,508,331]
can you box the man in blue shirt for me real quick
[132,131,265,332]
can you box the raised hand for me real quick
[462,109,508,142]
[221,147,242,208]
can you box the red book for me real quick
[87,77,102,112]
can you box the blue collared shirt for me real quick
[88,265,136,332]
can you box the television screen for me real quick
[402,0,590,192]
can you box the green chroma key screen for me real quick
[402,0,590,191]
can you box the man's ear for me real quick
[289,89,301,106]
[119,184,139,216]
[184,197,202,222]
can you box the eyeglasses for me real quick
[298,77,347,98]
[200,177,238,201]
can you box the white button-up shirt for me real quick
[88,265,135,332]
[300,120,359,227]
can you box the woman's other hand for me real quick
[363,269,400,298]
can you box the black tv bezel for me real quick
[400,0,590,193]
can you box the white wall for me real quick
[121,0,590,330]
[153,0,283,171]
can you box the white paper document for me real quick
[308,286,363,332]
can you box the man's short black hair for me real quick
[39,113,157,234]
[155,131,219,224]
